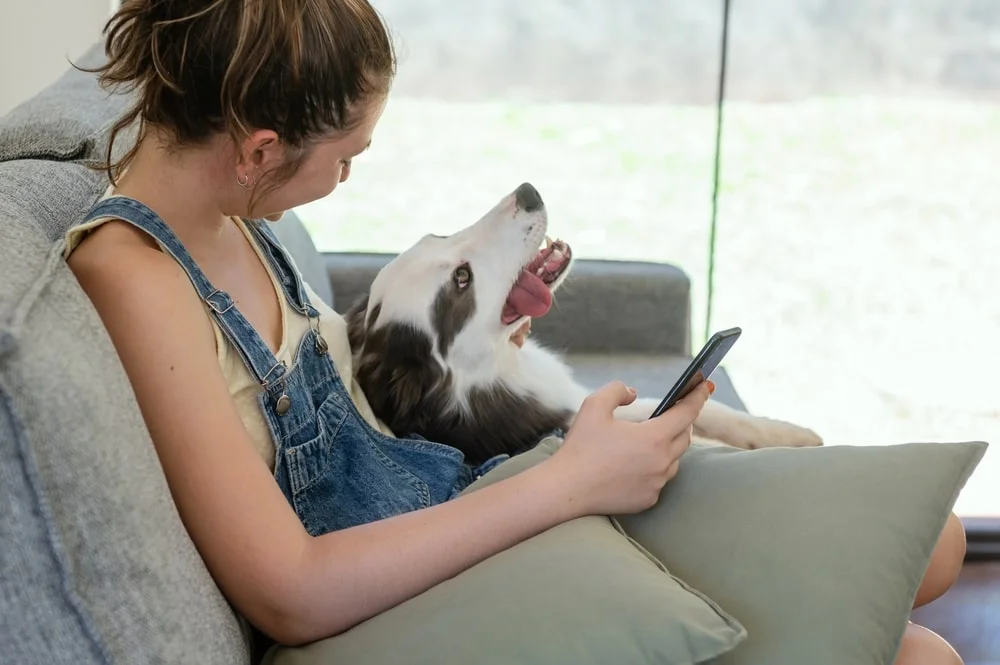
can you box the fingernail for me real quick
[628,386,637,396]
[707,380,716,395]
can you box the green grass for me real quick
[295,95,1000,516]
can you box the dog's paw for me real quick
[725,417,824,450]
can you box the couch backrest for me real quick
[0,42,331,665]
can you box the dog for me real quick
[346,183,823,466]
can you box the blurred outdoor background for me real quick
[295,0,1000,517]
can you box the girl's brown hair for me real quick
[82,0,395,195]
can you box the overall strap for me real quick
[245,218,330,356]
[80,196,288,388]
[244,218,320,318]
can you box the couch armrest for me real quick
[324,253,692,356]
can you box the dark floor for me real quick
[911,562,1000,665]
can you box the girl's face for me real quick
[236,95,387,220]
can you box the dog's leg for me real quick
[694,399,823,449]
[576,380,821,449]
[613,395,822,449]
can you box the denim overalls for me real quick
[78,196,507,535]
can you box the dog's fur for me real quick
[347,183,822,465]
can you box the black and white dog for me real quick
[346,183,822,465]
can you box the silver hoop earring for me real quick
[236,172,253,189]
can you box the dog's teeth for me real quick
[545,235,553,248]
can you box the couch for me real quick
[0,43,754,664]
[7,41,987,665]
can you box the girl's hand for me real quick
[546,380,714,516]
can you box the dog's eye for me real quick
[453,265,472,289]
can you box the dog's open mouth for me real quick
[501,237,572,325]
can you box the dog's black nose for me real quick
[515,182,543,212]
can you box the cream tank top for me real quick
[63,191,395,470]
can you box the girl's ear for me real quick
[237,129,283,171]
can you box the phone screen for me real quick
[649,327,741,419]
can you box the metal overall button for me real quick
[263,361,291,416]
[314,333,328,355]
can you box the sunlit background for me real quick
[295,0,1000,517]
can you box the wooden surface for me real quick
[911,562,1000,665]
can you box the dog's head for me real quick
[346,183,574,454]
[350,182,572,358]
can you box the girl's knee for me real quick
[914,513,966,608]
[895,623,963,665]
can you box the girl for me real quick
[66,1,965,663]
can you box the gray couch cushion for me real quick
[0,55,117,164]
[0,45,252,664]
[0,382,108,664]
[321,253,748,412]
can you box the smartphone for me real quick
[648,326,742,419]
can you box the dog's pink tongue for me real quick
[507,270,553,319]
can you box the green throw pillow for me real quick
[616,440,987,665]
[263,437,747,665]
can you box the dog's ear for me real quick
[354,323,445,433]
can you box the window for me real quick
[295,1,999,518]
[712,0,1000,518]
